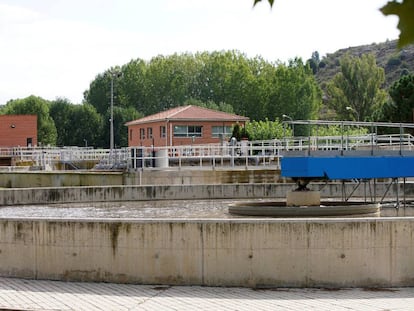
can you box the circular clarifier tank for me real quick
[228,201,381,217]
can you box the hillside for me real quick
[315,39,414,88]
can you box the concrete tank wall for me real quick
[1,218,414,288]
[0,171,124,188]
[1,183,413,206]
[0,184,290,205]
[0,169,282,188]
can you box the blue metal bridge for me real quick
[282,150,414,180]
[281,120,414,180]
[280,120,414,206]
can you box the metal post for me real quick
[340,122,344,156]
[400,123,403,155]
[371,123,374,155]
[110,75,114,164]
[308,120,311,156]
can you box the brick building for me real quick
[0,115,37,147]
[125,105,249,147]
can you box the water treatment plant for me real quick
[1,120,414,288]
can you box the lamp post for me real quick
[109,70,122,164]
[110,75,114,153]
[282,114,294,137]
[346,106,360,122]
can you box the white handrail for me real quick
[1,133,414,170]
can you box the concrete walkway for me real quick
[0,277,413,310]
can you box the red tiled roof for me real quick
[125,105,249,126]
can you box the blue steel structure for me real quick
[282,153,414,180]
[280,120,414,205]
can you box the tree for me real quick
[245,119,287,140]
[382,73,414,122]
[143,54,198,115]
[254,0,414,48]
[118,59,147,114]
[325,54,387,121]
[266,58,321,128]
[49,98,75,146]
[83,72,111,116]
[84,52,320,127]
[307,51,320,74]
[183,98,235,114]
[69,104,104,147]
[50,99,104,147]
[84,67,125,116]
[2,96,57,146]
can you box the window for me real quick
[174,126,187,137]
[147,127,153,139]
[139,128,145,140]
[173,125,202,137]
[160,126,166,138]
[188,126,202,137]
[129,129,133,141]
[212,126,232,138]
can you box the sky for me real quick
[0,0,399,105]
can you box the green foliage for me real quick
[316,40,414,93]
[118,59,147,114]
[50,99,103,147]
[400,68,410,76]
[326,53,387,121]
[83,66,125,116]
[245,119,288,140]
[311,125,368,137]
[184,98,235,114]
[382,74,414,122]
[231,124,242,140]
[83,73,110,116]
[381,0,414,48]
[84,52,321,126]
[387,55,402,68]
[49,98,75,146]
[266,58,322,135]
[2,96,57,146]
[50,98,140,148]
[307,51,320,74]
[243,120,368,140]
[143,54,197,114]
[70,104,103,147]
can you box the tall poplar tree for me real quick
[326,54,387,121]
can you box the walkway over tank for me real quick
[280,120,414,180]
[281,150,414,179]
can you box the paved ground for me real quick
[0,277,414,310]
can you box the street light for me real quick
[282,114,294,137]
[109,70,122,163]
[346,106,360,121]
[282,114,293,121]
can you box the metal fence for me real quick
[1,120,414,171]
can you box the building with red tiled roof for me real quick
[0,115,37,147]
[125,105,249,147]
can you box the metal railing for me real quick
[1,121,414,171]
[128,142,282,170]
